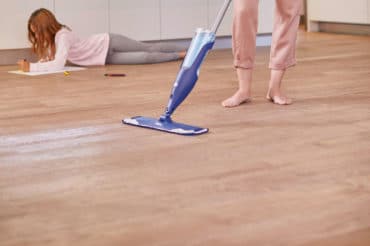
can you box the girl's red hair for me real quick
[28,8,68,60]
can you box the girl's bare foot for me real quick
[178,51,187,59]
[222,90,251,107]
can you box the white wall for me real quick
[109,0,161,41]
[208,0,233,36]
[0,0,276,50]
[258,0,274,33]
[0,0,53,49]
[54,0,109,38]
[161,0,208,39]
[368,1,370,23]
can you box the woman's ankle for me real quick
[235,88,251,98]
[267,86,282,97]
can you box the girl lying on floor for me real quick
[18,8,186,72]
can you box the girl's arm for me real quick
[29,33,71,72]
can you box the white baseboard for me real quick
[157,34,272,50]
[308,21,370,35]
[0,49,37,66]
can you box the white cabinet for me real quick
[258,0,275,34]
[0,0,277,50]
[109,0,160,41]
[160,0,208,39]
[0,0,53,49]
[54,0,109,38]
[368,0,370,23]
[207,0,233,36]
[307,0,369,25]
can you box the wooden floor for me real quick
[0,31,369,246]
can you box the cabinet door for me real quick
[368,0,370,24]
[54,0,109,38]
[161,0,208,39]
[307,0,368,24]
[110,0,160,41]
[207,0,233,36]
[0,0,53,49]
[258,0,274,34]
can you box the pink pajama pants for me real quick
[233,0,303,70]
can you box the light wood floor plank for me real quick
[0,31,369,246]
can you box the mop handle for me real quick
[210,0,233,34]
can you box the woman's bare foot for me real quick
[222,90,251,107]
[222,68,253,107]
[178,51,187,59]
[267,69,292,105]
[266,91,292,105]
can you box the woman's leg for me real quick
[106,51,180,65]
[267,0,302,105]
[222,68,253,107]
[267,69,293,105]
[222,0,259,107]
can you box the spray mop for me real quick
[123,0,232,136]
